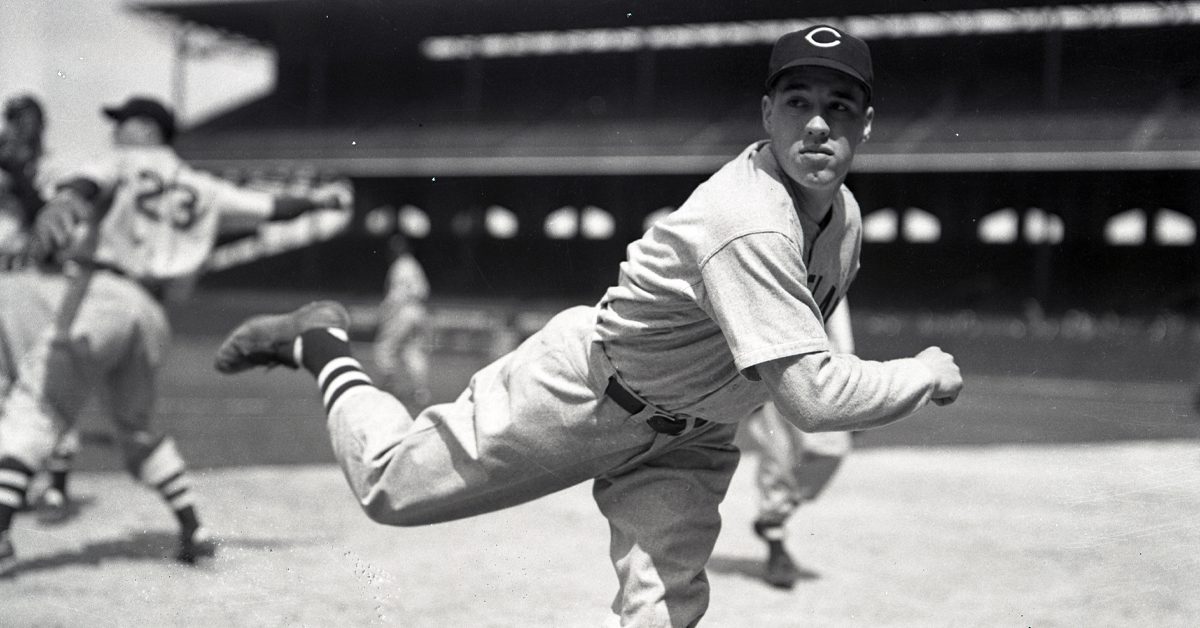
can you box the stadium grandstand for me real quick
[135,0,1200,315]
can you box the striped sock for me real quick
[753,519,787,541]
[299,328,373,413]
[158,470,196,518]
[47,453,74,496]
[0,458,33,531]
[138,438,200,537]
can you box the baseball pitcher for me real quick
[213,26,962,626]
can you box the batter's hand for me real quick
[915,346,962,406]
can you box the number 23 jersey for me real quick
[72,146,274,281]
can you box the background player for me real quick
[0,95,350,576]
[0,93,89,522]
[213,26,962,626]
[0,93,46,258]
[744,299,855,588]
[373,232,431,408]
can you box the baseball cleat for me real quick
[753,520,803,588]
[214,300,349,373]
[0,531,15,577]
[763,543,802,589]
[176,526,218,564]
[36,487,74,525]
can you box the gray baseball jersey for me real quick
[595,141,862,423]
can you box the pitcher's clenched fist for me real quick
[916,346,962,406]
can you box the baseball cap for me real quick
[102,96,176,142]
[765,25,873,100]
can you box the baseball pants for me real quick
[744,401,851,527]
[327,305,740,627]
[0,269,170,472]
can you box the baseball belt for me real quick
[73,259,167,302]
[603,375,708,436]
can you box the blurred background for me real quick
[5,0,1199,310]
[3,0,1200,460]
[4,6,1199,624]
[155,1,1200,315]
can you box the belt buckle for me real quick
[605,374,707,436]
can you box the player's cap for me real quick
[102,96,176,143]
[765,25,873,100]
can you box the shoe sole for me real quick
[177,526,218,565]
[214,301,349,373]
[764,572,798,589]
[177,546,216,564]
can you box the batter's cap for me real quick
[103,96,176,143]
[765,25,873,100]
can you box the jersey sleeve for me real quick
[824,298,855,354]
[203,174,274,228]
[698,231,829,377]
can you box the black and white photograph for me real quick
[1,1,1197,626]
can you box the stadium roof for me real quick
[140,1,1200,174]
[176,108,1200,176]
[134,1,1200,47]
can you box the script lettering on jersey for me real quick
[808,273,840,322]
[130,169,203,230]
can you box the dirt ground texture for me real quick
[3,443,1198,627]
[3,301,1200,626]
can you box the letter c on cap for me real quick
[805,26,842,48]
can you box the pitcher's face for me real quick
[762,66,873,191]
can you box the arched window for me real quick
[863,208,940,243]
[398,204,431,238]
[580,205,615,240]
[902,208,941,243]
[485,205,519,239]
[977,207,1063,245]
[364,205,397,236]
[1105,209,1146,246]
[1023,207,1064,245]
[862,208,899,242]
[978,207,1018,244]
[544,206,578,239]
[1154,208,1195,246]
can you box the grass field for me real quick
[4,296,1200,626]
